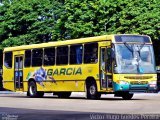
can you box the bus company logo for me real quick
[138,80,141,84]
[26,67,82,87]
[47,67,82,76]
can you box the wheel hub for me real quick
[29,85,35,95]
[90,85,96,95]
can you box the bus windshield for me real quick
[114,43,156,74]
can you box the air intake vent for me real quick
[124,76,152,80]
[130,81,148,85]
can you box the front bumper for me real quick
[113,82,157,93]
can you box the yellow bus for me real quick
[3,34,157,99]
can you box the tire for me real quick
[122,92,133,100]
[55,92,71,98]
[86,81,101,99]
[27,91,30,96]
[28,81,44,98]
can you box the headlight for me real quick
[119,80,129,85]
[149,81,157,85]
[154,75,157,79]
[149,81,157,88]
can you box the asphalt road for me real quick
[0,92,160,120]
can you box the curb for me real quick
[0,91,26,94]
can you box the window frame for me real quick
[56,46,69,65]
[32,48,43,67]
[24,50,32,68]
[84,42,98,64]
[43,47,55,66]
[4,52,13,69]
[69,44,83,65]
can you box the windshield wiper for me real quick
[124,42,145,74]
[124,42,145,59]
[124,42,134,53]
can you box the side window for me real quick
[84,43,98,63]
[32,49,43,67]
[70,45,83,64]
[4,52,12,68]
[44,47,55,66]
[107,48,112,73]
[56,46,68,65]
[24,50,31,67]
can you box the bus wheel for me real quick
[28,81,44,98]
[86,81,101,99]
[27,91,30,96]
[122,92,133,100]
[28,81,38,97]
[56,92,71,98]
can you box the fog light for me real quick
[119,80,129,85]
[149,81,157,88]
[149,84,156,88]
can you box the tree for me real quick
[0,0,63,49]
[61,0,160,41]
[0,0,159,48]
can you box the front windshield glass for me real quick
[115,44,156,74]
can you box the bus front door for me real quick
[100,48,112,89]
[14,56,23,91]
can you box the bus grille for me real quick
[124,76,152,80]
[130,81,148,85]
[130,86,148,93]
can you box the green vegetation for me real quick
[0,0,160,49]
[0,0,63,48]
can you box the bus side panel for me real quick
[23,68,34,92]
[3,68,14,91]
[23,81,28,92]
[23,64,99,92]
[36,81,85,92]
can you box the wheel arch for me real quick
[85,76,96,83]
[28,78,36,85]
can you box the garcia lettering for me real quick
[47,67,82,76]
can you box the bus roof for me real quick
[4,35,113,52]
[3,34,151,52]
